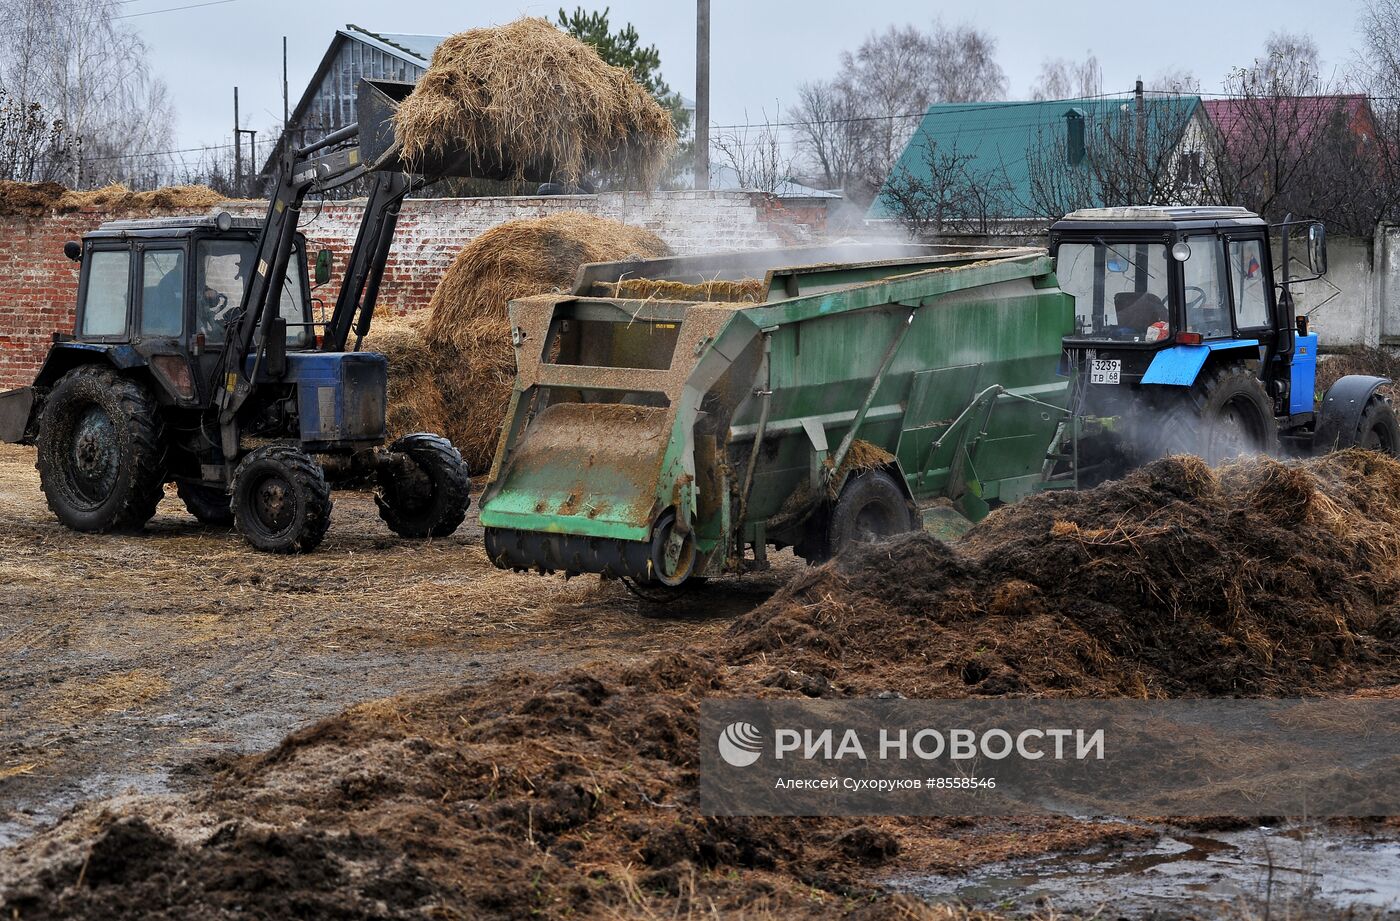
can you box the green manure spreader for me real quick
[478,244,1080,587]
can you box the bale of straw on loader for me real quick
[391,17,677,187]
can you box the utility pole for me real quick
[282,37,290,128]
[233,87,259,196]
[233,86,241,196]
[694,0,710,190]
[1134,79,1146,203]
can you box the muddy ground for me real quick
[0,443,798,845]
[5,444,1400,919]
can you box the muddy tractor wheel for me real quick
[1147,363,1279,464]
[375,433,471,539]
[826,469,918,559]
[177,481,234,526]
[37,366,167,533]
[231,445,332,553]
[1355,396,1400,457]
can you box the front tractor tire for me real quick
[231,445,332,553]
[1146,363,1280,465]
[1355,396,1400,457]
[37,366,167,533]
[177,481,234,527]
[826,468,919,560]
[375,433,471,539]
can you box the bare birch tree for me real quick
[790,20,1007,203]
[0,0,175,187]
[1029,54,1104,101]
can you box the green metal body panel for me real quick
[479,245,1075,578]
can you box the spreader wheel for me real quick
[825,468,918,559]
[649,510,696,587]
[231,445,332,553]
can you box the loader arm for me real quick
[216,127,424,436]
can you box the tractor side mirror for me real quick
[314,249,332,286]
[1308,222,1327,276]
[63,241,82,262]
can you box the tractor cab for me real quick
[60,214,316,408]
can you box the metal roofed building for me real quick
[259,25,445,182]
[866,95,1209,227]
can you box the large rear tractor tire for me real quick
[177,481,234,527]
[375,433,471,539]
[1146,363,1280,464]
[231,445,332,553]
[37,366,167,533]
[826,468,919,560]
[1355,396,1400,457]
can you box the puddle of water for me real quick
[891,825,1400,917]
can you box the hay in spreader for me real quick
[7,451,1400,920]
[373,212,669,473]
[595,277,768,303]
[392,17,677,187]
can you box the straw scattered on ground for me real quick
[392,17,677,188]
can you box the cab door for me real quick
[134,243,196,404]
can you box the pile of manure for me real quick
[737,450,1400,698]
[6,453,1400,919]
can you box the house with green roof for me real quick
[867,94,1210,230]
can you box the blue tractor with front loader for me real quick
[0,79,502,553]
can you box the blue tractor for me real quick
[0,80,483,552]
[1053,206,1398,467]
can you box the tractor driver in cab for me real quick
[196,241,249,339]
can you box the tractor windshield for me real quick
[1057,241,1170,343]
[195,240,311,348]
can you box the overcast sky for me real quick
[133,0,1369,163]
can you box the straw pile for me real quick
[392,17,677,188]
[361,312,448,442]
[595,277,767,303]
[372,212,669,473]
[0,180,225,216]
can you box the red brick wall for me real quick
[0,191,826,388]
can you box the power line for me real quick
[114,0,242,19]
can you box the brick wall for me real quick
[0,190,824,388]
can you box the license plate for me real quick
[1090,359,1120,384]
